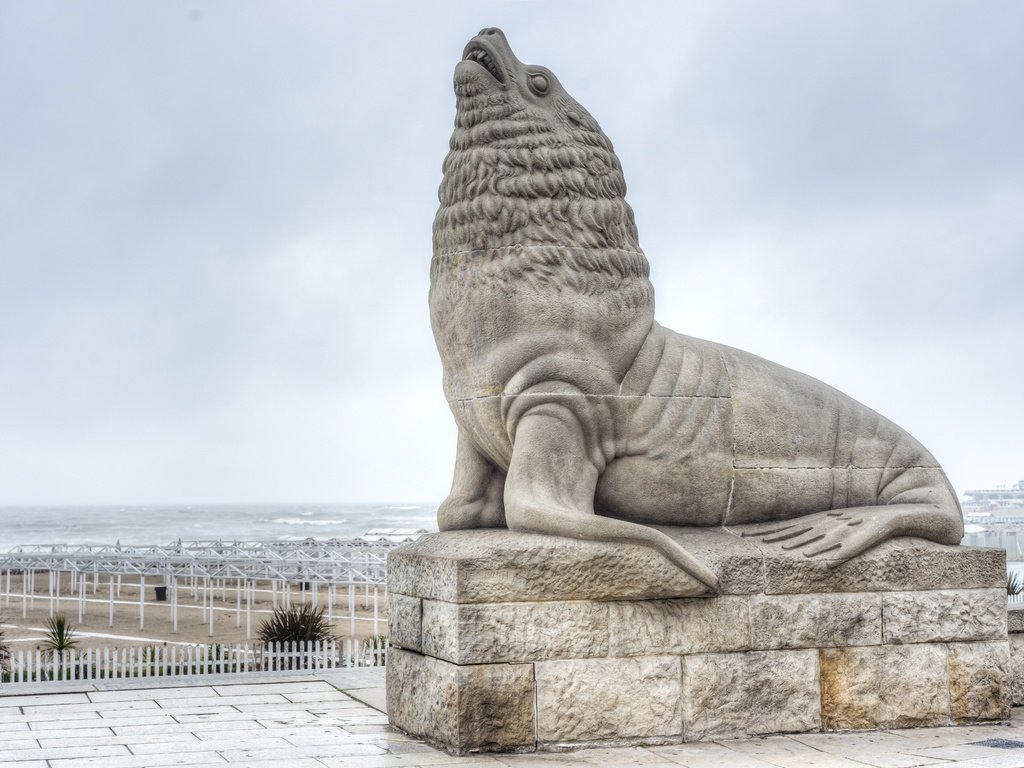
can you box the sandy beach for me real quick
[1,572,387,651]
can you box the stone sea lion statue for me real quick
[429,28,964,591]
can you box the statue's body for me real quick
[430,29,963,590]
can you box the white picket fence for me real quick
[0,638,386,686]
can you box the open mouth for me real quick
[463,45,504,83]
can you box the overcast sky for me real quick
[1,1,1021,505]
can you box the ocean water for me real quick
[8,505,1022,575]
[0,503,439,551]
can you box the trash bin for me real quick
[154,586,168,602]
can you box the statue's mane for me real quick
[432,91,642,256]
[430,245,652,313]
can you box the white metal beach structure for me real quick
[0,536,417,639]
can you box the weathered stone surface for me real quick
[607,596,748,657]
[948,641,1011,722]
[388,545,459,600]
[657,527,766,594]
[751,538,1005,595]
[750,593,881,650]
[727,468,836,524]
[386,647,535,753]
[391,530,1001,605]
[387,26,992,754]
[882,588,1007,644]
[1009,607,1024,634]
[421,598,609,664]
[430,29,965,594]
[535,656,682,744]
[1009,634,1024,706]
[820,645,950,730]
[681,650,820,740]
[388,530,711,603]
[388,593,422,652]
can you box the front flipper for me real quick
[438,429,507,530]
[736,503,963,565]
[505,404,719,591]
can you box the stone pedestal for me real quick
[386,528,1009,754]
[1007,606,1024,706]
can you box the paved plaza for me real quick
[2,671,1024,767]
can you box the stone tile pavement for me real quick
[3,671,1024,767]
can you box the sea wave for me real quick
[0,503,439,549]
[269,517,348,526]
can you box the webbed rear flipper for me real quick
[734,502,964,565]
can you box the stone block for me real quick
[1009,607,1024,634]
[1009,634,1024,707]
[727,354,847,471]
[389,530,1003,602]
[728,468,836,523]
[600,398,734,522]
[681,649,820,740]
[421,599,609,664]
[882,588,1007,644]
[948,641,1011,722]
[534,656,682,745]
[753,538,1005,595]
[750,592,881,650]
[386,647,535,753]
[820,645,950,729]
[388,593,422,652]
[387,530,711,603]
[657,527,766,594]
[607,596,748,657]
[386,527,1010,751]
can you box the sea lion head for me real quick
[430,29,654,403]
[433,27,642,257]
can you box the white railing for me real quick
[0,638,386,686]
[1010,592,1024,605]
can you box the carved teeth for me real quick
[465,47,503,83]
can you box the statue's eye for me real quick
[528,73,549,95]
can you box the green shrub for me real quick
[41,614,78,652]
[1008,572,1023,596]
[257,603,336,646]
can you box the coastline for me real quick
[1,572,388,651]
[0,505,434,651]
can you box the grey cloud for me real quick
[0,1,1020,503]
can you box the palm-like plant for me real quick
[0,617,9,677]
[1009,572,1023,597]
[41,614,78,652]
[257,603,336,646]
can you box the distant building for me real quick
[960,479,1024,558]
[963,480,1024,509]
